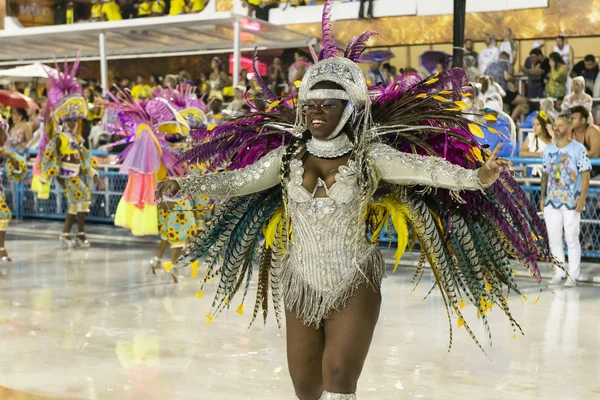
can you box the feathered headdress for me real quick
[46,57,87,122]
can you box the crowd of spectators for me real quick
[62,0,209,24]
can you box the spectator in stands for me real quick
[366,59,387,86]
[91,0,102,21]
[542,113,590,287]
[101,0,122,21]
[66,2,74,24]
[499,27,517,66]
[150,75,161,90]
[485,51,528,120]
[239,68,250,88]
[209,57,232,92]
[464,55,481,83]
[151,0,166,16]
[477,99,514,157]
[255,0,278,21]
[131,75,152,100]
[562,76,593,113]
[197,72,209,99]
[189,0,207,13]
[522,47,550,99]
[8,108,32,151]
[571,105,600,159]
[120,77,132,90]
[207,91,225,126]
[169,0,187,15]
[227,86,247,114]
[382,63,397,83]
[553,35,574,70]
[476,75,505,108]
[435,58,447,74]
[544,52,568,100]
[268,57,286,95]
[179,69,194,86]
[163,74,177,88]
[120,0,136,19]
[572,54,600,97]
[520,112,554,176]
[242,0,260,17]
[358,0,374,20]
[478,34,499,78]
[464,38,479,67]
[136,0,152,17]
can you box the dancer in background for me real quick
[0,115,28,263]
[157,2,557,398]
[39,59,99,249]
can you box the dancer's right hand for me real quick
[155,179,181,202]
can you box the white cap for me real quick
[532,41,542,49]
[482,99,502,114]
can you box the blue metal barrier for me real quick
[5,158,600,259]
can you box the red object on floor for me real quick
[0,90,39,109]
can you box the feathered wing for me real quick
[369,68,558,354]
[176,82,298,327]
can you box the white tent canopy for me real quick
[0,12,315,90]
[0,62,58,82]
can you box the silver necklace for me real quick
[305,134,353,159]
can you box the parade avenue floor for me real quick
[0,232,599,400]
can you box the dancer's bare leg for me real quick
[286,309,325,400]
[321,284,381,395]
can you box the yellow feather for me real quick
[523,295,528,302]
[483,114,497,122]
[205,314,213,325]
[190,260,199,278]
[263,206,285,249]
[470,147,483,162]
[459,300,466,309]
[432,95,448,102]
[438,90,452,95]
[416,93,427,98]
[426,78,439,85]
[381,196,411,272]
[162,262,173,273]
[468,124,484,138]
[459,92,472,97]
[454,100,469,110]
[457,317,465,328]
[236,304,245,315]
[195,290,203,298]
[266,100,281,112]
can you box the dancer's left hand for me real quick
[477,143,513,186]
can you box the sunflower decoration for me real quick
[90,158,99,169]
[0,201,9,212]
[46,166,59,177]
[73,189,84,201]
[166,227,179,242]
[69,176,80,184]
[185,226,197,238]
[175,212,188,225]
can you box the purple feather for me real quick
[319,0,338,60]
[344,31,378,62]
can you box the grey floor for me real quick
[0,230,599,399]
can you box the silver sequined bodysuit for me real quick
[176,142,485,328]
[283,159,384,327]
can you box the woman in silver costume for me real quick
[156,3,555,398]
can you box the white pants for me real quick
[544,207,581,280]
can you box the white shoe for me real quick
[564,278,578,287]
[548,276,564,285]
